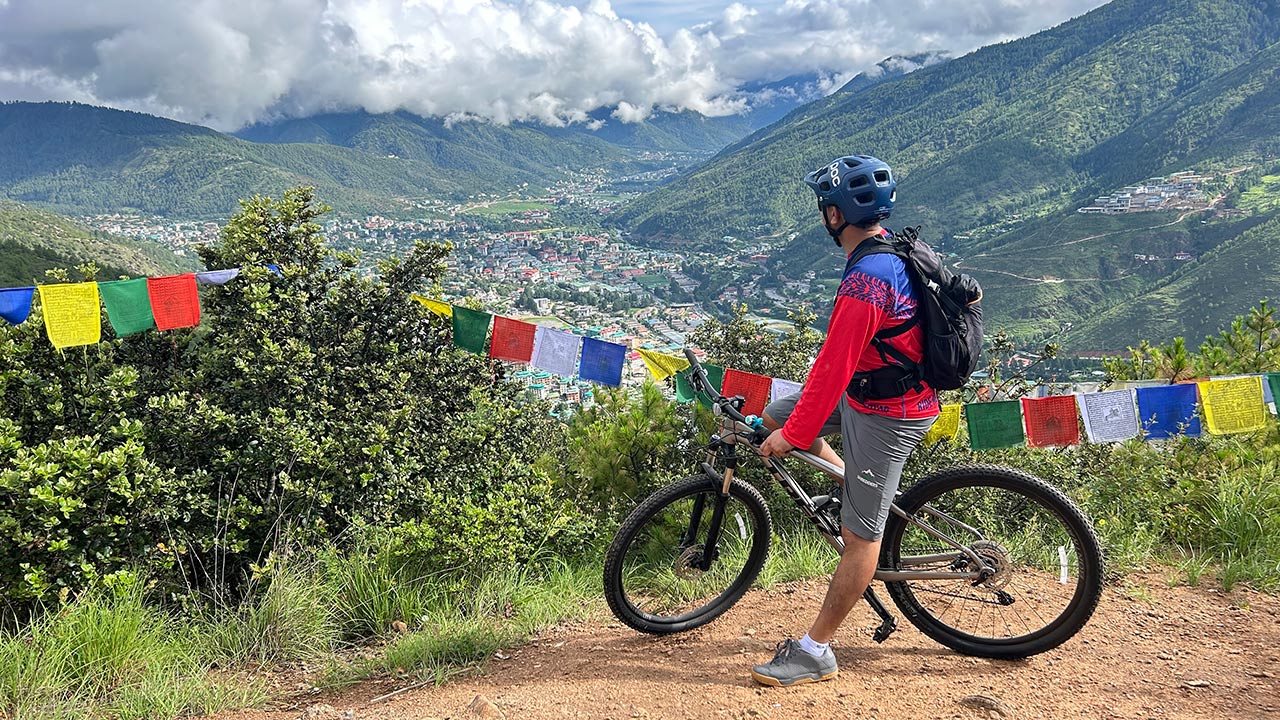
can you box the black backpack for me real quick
[844,226,984,401]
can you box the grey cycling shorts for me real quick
[763,392,935,542]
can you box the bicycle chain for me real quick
[909,584,1009,605]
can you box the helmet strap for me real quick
[826,221,850,247]
[821,205,850,247]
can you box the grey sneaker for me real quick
[750,639,838,687]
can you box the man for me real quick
[751,155,939,686]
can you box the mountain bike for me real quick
[603,350,1104,659]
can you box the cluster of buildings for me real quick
[82,214,221,255]
[1077,171,1213,215]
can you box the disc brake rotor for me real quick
[675,544,706,580]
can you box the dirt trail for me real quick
[220,575,1279,720]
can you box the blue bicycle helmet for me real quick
[804,155,896,238]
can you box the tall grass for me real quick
[0,587,265,720]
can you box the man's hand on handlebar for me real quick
[758,429,796,458]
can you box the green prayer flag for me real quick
[98,278,156,336]
[966,400,1026,450]
[675,364,724,408]
[452,306,492,355]
[1267,373,1280,412]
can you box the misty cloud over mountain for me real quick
[0,0,1106,130]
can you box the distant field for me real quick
[1239,175,1280,212]
[518,316,570,329]
[635,274,669,289]
[466,200,554,216]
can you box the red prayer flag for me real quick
[1021,395,1080,448]
[490,316,537,363]
[146,273,201,330]
[722,368,772,417]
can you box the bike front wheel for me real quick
[881,464,1104,659]
[604,474,772,634]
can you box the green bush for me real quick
[0,417,170,606]
[0,187,594,610]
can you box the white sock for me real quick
[798,633,829,657]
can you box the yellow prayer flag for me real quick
[38,282,101,349]
[638,348,691,381]
[1199,376,1268,435]
[923,403,962,445]
[411,294,453,318]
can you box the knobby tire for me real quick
[604,475,772,635]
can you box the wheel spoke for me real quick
[883,468,1102,657]
[605,477,772,633]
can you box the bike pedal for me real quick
[872,617,897,643]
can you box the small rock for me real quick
[391,620,409,634]
[299,705,341,720]
[494,651,510,660]
[1157,653,1174,660]
[469,694,505,719]
[959,694,1013,718]
[592,645,606,651]
[1184,680,1212,689]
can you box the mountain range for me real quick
[0,72,848,220]
[3,0,1280,352]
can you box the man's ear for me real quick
[825,205,844,226]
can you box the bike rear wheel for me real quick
[604,474,772,634]
[881,464,1104,659]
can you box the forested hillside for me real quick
[0,200,190,286]
[615,0,1280,352]
[0,102,481,218]
[617,0,1280,244]
[237,108,754,158]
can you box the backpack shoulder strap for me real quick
[845,236,903,271]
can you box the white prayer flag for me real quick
[1077,389,1140,443]
[195,268,242,285]
[531,327,582,377]
[771,377,803,403]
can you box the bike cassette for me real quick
[969,539,1013,590]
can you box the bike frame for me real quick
[680,349,997,642]
[708,413,991,583]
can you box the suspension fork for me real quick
[689,439,737,571]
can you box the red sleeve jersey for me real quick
[779,247,940,451]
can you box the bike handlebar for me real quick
[682,348,770,445]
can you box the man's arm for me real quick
[779,294,885,450]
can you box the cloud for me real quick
[0,0,1108,130]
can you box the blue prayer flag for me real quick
[579,337,626,387]
[1135,384,1201,439]
[0,286,35,325]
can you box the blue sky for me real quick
[0,1,1111,129]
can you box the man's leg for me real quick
[751,409,934,687]
[806,528,878,643]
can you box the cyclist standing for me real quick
[753,155,939,686]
